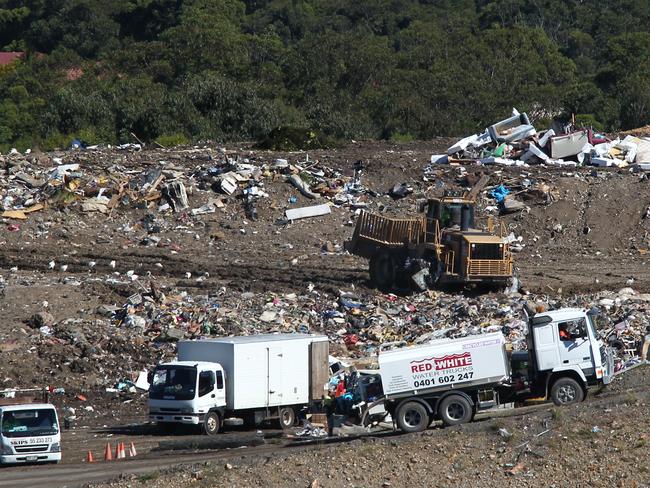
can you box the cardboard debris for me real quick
[2,210,27,220]
[81,198,110,213]
[285,204,331,220]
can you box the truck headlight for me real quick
[0,444,13,455]
[50,442,61,453]
[181,408,194,414]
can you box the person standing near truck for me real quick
[642,326,650,360]
[323,390,336,436]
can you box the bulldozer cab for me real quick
[426,197,475,230]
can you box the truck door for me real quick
[556,319,593,371]
[267,348,283,406]
[214,368,226,407]
[197,369,217,410]
[532,322,561,371]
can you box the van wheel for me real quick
[438,395,472,426]
[369,253,395,290]
[396,401,429,433]
[278,407,296,429]
[550,378,584,406]
[202,411,221,435]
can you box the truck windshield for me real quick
[149,366,197,401]
[1,409,58,438]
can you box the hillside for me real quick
[1,1,650,150]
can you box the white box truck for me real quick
[0,389,61,464]
[375,306,614,433]
[148,334,329,435]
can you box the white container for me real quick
[378,332,509,398]
[177,334,328,410]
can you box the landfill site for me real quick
[0,111,650,487]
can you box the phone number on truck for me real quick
[413,371,473,388]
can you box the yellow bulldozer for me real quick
[344,183,514,290]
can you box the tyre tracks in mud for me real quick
[2,244,649,296]
[0,244,369,294]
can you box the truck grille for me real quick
[14,444,49,453]
[467,259,512,276]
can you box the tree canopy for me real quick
[0,0,647,149]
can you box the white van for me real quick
[0,402,61,464]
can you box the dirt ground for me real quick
[87,365,650,488]
[0,140,649,485]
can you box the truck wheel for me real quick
[396,401,429,433]
[438,395,472,426]
[370,253,395,290]
[202,411,221,435]
[278,407,296,429]
[550,378,584,406]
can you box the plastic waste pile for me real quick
[430,108,650,171]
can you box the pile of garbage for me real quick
[0,145,376,227]
[104,280,650,371]
[2,264,647,395]
[5,266,645,392]
[431,109,650,172]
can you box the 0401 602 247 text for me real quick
[412,371,474,388]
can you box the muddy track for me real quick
[2,242,649,295]
[517,255,650,293]
[0,244,370,294]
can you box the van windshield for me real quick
[2,409,58,438]
[149,366,197,401]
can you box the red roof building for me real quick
[0,52,25,66]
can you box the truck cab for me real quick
[0,402,61,464]
[523,307,613,405]
[149,361,226,432]
[424,196,513,284]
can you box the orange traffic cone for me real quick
[104,443,113,461]
[129,442,137,458]
[86,450,94,463]
[117,442,126,460]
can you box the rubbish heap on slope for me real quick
[432,108,650,171]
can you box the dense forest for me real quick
[0,0,649,150]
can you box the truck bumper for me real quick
[149,412,203,425]
[0,452,61,464]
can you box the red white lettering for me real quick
[410,363,433,373]
[410,352,473,374]
[434,353,472,370]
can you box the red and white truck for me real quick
[374,306,614,432]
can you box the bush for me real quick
[155,133,190,147]
[254,126,337,151]
[574,114,604,131]
[390,132,415,143]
